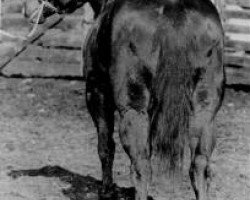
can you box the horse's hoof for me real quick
[98,184,117,200]
[8,170,22,179]
[206,164,216,179]
[98,191,117,200]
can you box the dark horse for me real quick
[38,0,225,199]
[25,0,107,23]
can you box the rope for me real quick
[0,30,26,40]
[26,2,45,38]
[0,1,63,74]
[0,16,64,74]
[26,0,58,38]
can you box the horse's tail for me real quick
[150,47,193,170]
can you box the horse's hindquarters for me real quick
[84,1,224,200]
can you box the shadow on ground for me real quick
[8,165,153,200]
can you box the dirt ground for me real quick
[0,1,249,199]
[0,75,248,200]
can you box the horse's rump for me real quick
[84,0,224,198]
[99,0,224,170]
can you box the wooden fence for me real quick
[0,1,89,77]
[222,0,250,85]
[0,0,250,84]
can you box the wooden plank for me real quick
[226,33,250,41]
[3,14,83,31]
[2,60,82,77]
[224,19,250,34]
[17,46,81,64]
[3,0,23,14]
[225,24,250,34]
[225,0,250,8]
[225,66,250,85]
[225,39,250,51]
[225,8,250,19]
[225,52,250,68]
[225,33,250,51]
[2,15,29,32]
[0,41,23,60]
[55,16,84,31]
[37,30,83,49]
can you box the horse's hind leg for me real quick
[189,121,216,200]
[113,59,151,199]
[115,70,152,200]
[86,75,115,196]
[189,29,224,199]
[119,109,151,200]
[189,62,224,199]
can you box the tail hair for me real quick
[150,48,193,170]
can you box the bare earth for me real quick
[0,76,249,200]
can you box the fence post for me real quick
[0,0,2,29]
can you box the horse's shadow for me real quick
[8,165,154,200]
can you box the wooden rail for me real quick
[0,2,93,78]
[217,0,250,85]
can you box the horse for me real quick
[24,0,107,24]
[37,0,225,199]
